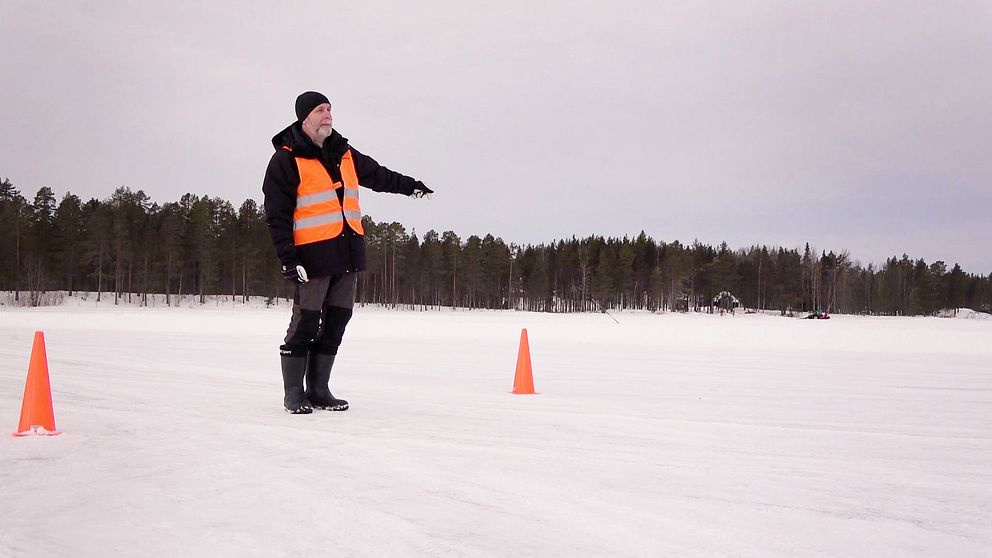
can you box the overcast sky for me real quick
[2,1,990,273]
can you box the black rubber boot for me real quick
[281,355,313,414]
[306,352,349,411]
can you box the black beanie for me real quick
[295,91,330,122]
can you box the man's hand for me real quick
[281,264,309,283]
[411,181,434,199]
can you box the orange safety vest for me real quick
[287,148,365,245]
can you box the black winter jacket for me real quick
[262,123,419,277]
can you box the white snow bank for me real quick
[938,308,992,320]
[0,290,291,309]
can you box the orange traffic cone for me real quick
[13,331,61,436]
[512,328,536,394]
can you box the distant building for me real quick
[712,291,741,312]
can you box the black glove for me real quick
[411,181,434,199]
[281,264,309,283]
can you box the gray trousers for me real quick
[281,272,357,357]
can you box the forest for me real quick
[2,179,990,315]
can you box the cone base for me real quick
[511,390,539,395]
[12,426,62,437]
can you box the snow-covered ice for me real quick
[1,301,990,557]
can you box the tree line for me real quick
[2,178,990,315]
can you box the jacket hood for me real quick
[271,123,349,159]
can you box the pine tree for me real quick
[1,181,28,299]
[83,199,112,302]
[55,193,84,295]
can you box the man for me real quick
[263,91,432,414]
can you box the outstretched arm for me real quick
[351,146,432,197]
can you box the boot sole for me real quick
[284,407,313,414]
[313,403,349,411]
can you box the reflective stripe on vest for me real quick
[291,149,365,245]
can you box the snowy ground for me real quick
[1,300,990,557]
